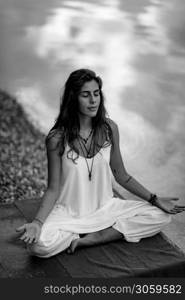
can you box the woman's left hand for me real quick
[154,197,185,214]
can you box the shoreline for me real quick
[0,90,47,203]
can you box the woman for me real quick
[16,69,185,257]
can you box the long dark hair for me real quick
[46,68,113,162]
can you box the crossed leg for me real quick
[67,227,123,254]
[67,205,171,254]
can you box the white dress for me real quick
[30,143,171,258]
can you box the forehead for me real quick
[80,80,99,91]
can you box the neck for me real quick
[78,114,92,132]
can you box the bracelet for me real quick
[125,175,132,184]
[33,218,43,227]
[148,193,158,205]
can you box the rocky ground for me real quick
[0,90,47,203]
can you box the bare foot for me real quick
[66,238,82,254]
[66,228,122,254]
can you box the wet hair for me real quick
[46,68,113,162]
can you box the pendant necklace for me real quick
[78,129,93,144]
[78,134,95,181]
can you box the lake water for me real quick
[1,0,185,200]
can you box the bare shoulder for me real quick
[45,128,64,151]
[106,118,119,135]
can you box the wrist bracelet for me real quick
[125,175,132,184]
[33,218,43,226]
[148,193,158,205]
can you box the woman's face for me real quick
[78,80,101,118]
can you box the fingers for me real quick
[17,223,41,244]
[20,232,28,242]
[167,210,177,214]
[174,209,185,214]
[16,224,26,232]
[20,233,36,244]
[19,229,40,244]
[34,233,40,243]
[28,236,36,244]
[164,207,184,214]
[169,206,185,214]
[19,227,37,244]
[169,209,179,214]
[174,205,185,209]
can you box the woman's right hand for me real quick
[16,222,42,244]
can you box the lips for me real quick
[88,107,97,111]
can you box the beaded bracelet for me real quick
[148,193,158,205]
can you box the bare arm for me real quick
[16,130,63,243]
[109,120,185,214]
[109,120,153,201]
[33,131,62,224]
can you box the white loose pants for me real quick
[29,199,171,258]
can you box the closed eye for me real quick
[80,92,89,97]
[94,90,100,96]
[80,89,100,97]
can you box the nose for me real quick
[89,93,96,104]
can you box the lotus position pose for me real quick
[16,69,185,257]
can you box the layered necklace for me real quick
[78,129,93,144]
[78,129,95,181]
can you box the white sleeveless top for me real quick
[56,143,114,218]
[49,141,137,234]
